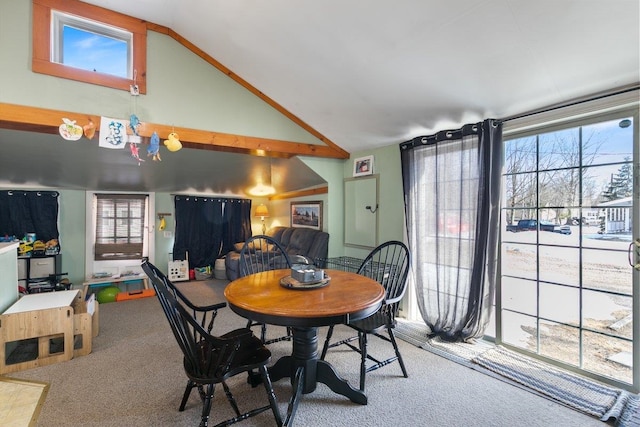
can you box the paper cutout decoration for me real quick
[164,132,182,152]
[148,131,161,161]
[83,120,96,139]
[129,141,144,166]
[129,114,141,136]
[99,117,127,149]
[59,118,83,141]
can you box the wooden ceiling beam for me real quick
[0,102,349,159]
[269,186,328,201]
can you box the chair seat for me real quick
[186,331,272,381]
[348,311,394,334]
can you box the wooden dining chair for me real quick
[142,260,283,427]
[320,240,411,391]
[238,235,293,344]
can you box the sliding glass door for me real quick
[499,111,639,391]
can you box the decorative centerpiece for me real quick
[280,264,330,289]
[291,264,324,283]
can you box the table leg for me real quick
[316,360,367,405]
[270,326,367,425]
[269,355,293,383]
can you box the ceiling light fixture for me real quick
[249,182,276,197]
[248,157,275,196]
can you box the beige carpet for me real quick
[8,279,607,427]
[0,377,49,427]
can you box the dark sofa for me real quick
[224,226,329,280]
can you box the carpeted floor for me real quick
[395,320,640,427]
[6,279,612,426]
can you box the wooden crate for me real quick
[0,290,99,374]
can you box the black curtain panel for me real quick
[0,190,60,243]
[173,196,252,268]
[400,119,503,341]
[173,196,224,269]
[222,198,252,255]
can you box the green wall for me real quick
[341,144,405,259]
[0,1,408,281]
[0,2,321,146]
[58,190,87,284]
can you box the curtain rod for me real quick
[497,84,640,124]
[171,194,250,201]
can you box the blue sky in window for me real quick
[62,26,127,78]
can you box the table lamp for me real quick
[255,204,269,234]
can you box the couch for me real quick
[224,226,329,281]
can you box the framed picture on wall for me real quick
[353,155,374,177]
[290,201,323,231]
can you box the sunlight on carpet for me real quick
[0,377,48,427]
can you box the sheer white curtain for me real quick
[400,120,502,341]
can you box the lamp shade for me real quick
[255,204,269,218]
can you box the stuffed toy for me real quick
[148,131,161,161]
[164,132,182,152]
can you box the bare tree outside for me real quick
[500,115,636,388]
[505,127,605,225]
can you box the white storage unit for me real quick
[0,242,19,313]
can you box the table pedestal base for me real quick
[269,327,366,426]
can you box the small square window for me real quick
[52,11,132,79]
[33,0,146,93]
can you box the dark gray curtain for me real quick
[173,196,252,269]
[0,190,60,243]
[222,198,252,254]
[400,119,502,341]
[173,196,225,269]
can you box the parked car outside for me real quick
[506,219,571,235]
[541,220,572,235]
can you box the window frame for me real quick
[32,0,147,93]
[94,193,148,261]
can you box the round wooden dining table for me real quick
[224,268,384,426]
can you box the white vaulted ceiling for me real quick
[82,0,639,152]
[1,1,638,193]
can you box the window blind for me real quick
[95,194,147,260]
